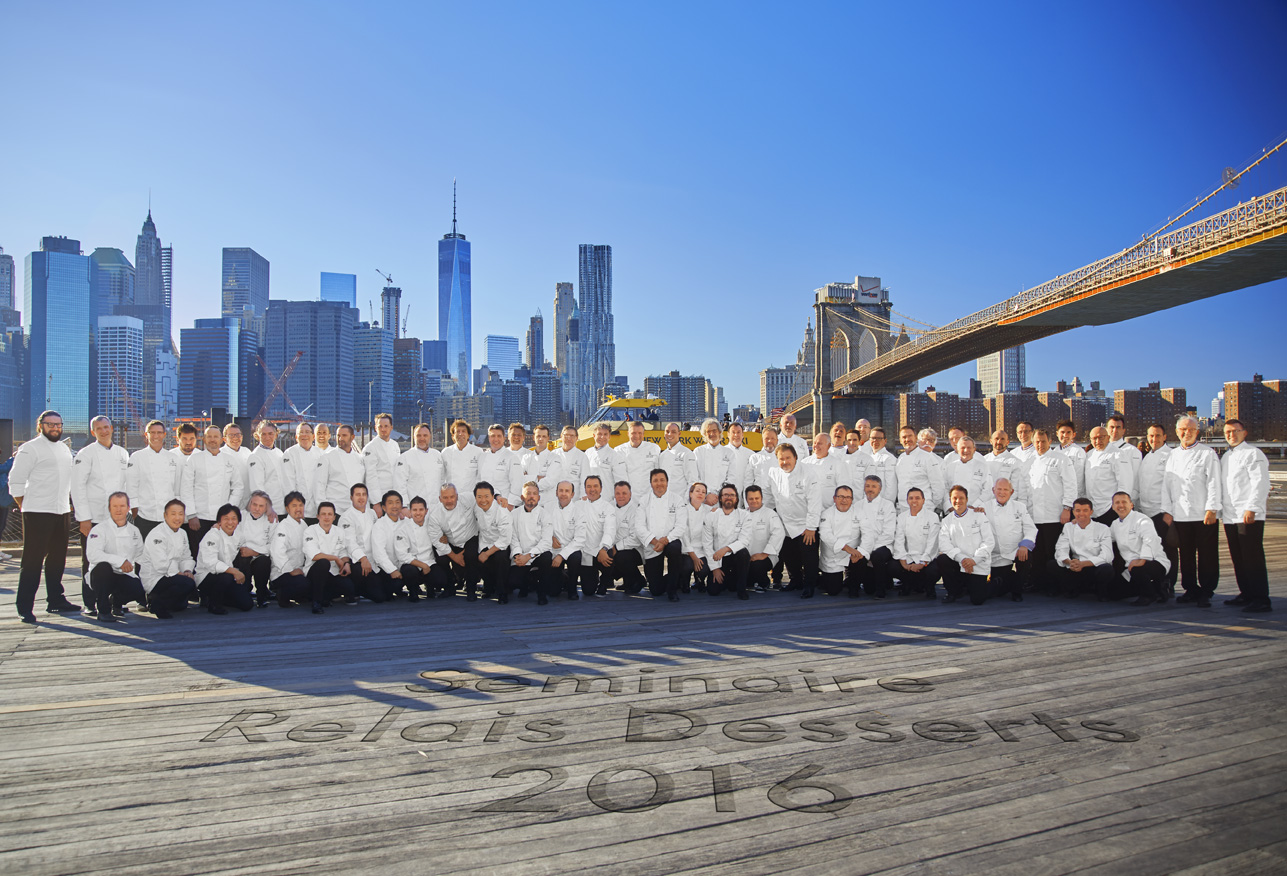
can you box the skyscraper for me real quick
[381,284,402,338]
[0,247,15,309]
[264,300,357,424]
[976,345,1026,398]
[525,312,544,370]
[576,244,615,421]
[25,237,96,432]
[530,366,564,431]
[354,322,395,424]
[222,247,270,331]
[484,335,521,382]
[552,281,574,374]
[422,340,448,374]
[563,302,582,417]
[178,317,260,419]
[393,337,426,427]
[97,315,144,428]
[126,211,173,419]
[90,248,136,310]
[321,272,358,308]
[438,181,471,382]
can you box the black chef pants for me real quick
[1225,521,1268,603]
[16,512,71,617]
[1174,520,1220,596]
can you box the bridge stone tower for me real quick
[809,276,910,432]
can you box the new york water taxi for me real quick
[574,397,763,451]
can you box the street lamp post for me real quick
[367,380,374,446]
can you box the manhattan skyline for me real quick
[3,2,1284,415]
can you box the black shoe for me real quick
[800,588,814,599]
[737,592,749,600]
[1176,592,1198,604]
[311,602,325,614]
[407,592,420,603]
[345,596,359,605]
[48,600,82,613]
[1131,595,1155,606]
[537,594,549,606]
[566,592,580,601]
[1224,595,1249,606]
[208,605,228,615]
[595,586,607,596]
[466,591,477,602]
[1011,592,1023,602]
[1196,596,1211,608]
[19,613,37,624]
[112,605,129,616]
[942,594,958,604]
[667,592,679,602]
[154,607,173,619]
[498,594,509,604]
[1242,600,1272,613]
[925,590,938,600]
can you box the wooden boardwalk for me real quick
[1,523,1285,875]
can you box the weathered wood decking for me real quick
[1,524,1285,875]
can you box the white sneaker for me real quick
[0,552,12,561]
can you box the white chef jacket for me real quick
[611,499,644,551]
[547,446,589,501]
[864,448,899,506]
[1111,510,1170,577]
[196,527,243,582]
[526,448,559,506]
[433,501,479,551]
[694,443,733,497]
[1058,442,1088,499]
[801,452,843,509]
[983,450,1030,506]
[635,490,687,560]
[510,503,553,562]
[681,502,711,562]
[837,449,869,493]
[442,442,485,508]
[9,434,74,514]
[270,516,309,579]
[477,445,515,507]
[550,499,586,561]
[892,509,940,565]
[780,433,809,461]
[579,496,618,565]
[617,440,661,503]
[658,442,698,500]
[1162,442,1222,522]
[818,504,866,574]
[1220,441,1269,524]
[896,447,944,510]
[282,443,323,516]
[743,505,785,563]
[140,524,194,593]
[1108,439,1143,481]
[1136,445,1171,517]
[127,445,182,521]
[857,494,897,552]
[982,497,1036,566]
[316,445,365,514]
[942,456,993,511]
[305,521,351,574]
[705,506,749,570]
[338,506,377,563]
[764,464,822,539]
[368,515,403,575]
[1054,521,1114,566]
[86,520,143,577]
[225,445,253,510]
[248,445,288,515]
[71,441,130,524]
[939,510,994,576]
[1084,447,1134,518]
[748,449,779,508]
[362,436,402,504]
[398,445,447,508]
[475,501,513,551]
[182,449,244,521]
[1026,450,1077,525]
[236,510,274,555]
[583,442,621,497]
[393,517,441,568]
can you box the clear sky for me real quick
[3,1,1285,416]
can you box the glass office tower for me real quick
[484,334,521,381]
[25,237,96,432]
[321,272,358,308]
[438,185,471,382]
[221,247,270,328]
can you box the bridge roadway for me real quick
[1,525,1286,874]
[786,183,1287,418]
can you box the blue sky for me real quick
[3,1,1285,415]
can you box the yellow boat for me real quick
[574,397,763,451]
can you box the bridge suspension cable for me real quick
[1151,131,1287,239]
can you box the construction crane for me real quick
[254,351,305,422]
[109,363,143,449]
[376,269,393,287]
[369,298,376,324]
[402,303,411,336]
